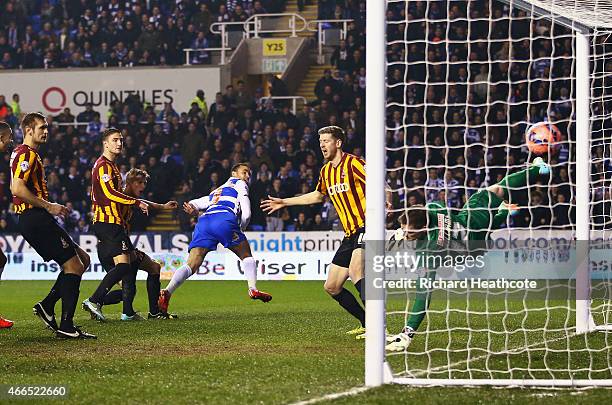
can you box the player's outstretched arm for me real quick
[140,199,178,211]
[183,195,212,216]
[98,163,139,206]
[260,190,325,214]
[183,202,199,216]
[11,178,70,218]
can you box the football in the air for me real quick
[525,122,562,155]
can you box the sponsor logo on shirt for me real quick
[328,183,350,196]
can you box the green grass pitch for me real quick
[0,281,611,404]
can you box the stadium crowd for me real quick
[0,80,360,233]
[383,0,576,230]
[0,0,588,236]
[0,0,288,68]
[0,1,369,235]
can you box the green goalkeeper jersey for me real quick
[424,190,506,245]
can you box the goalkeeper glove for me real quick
[499,201,519,216]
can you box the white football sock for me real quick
[165,264,193,294]
[242,257,257,290]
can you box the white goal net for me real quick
[367,0,612,387]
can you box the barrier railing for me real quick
[306,19,353,64]
[259,96,308,114]
[53,120,167,127]
[184,15,354,66]
[245,13,308,38]
[183,47,232,65]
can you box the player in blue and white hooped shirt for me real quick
[158,163,272,312]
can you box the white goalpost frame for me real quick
[574,29,593,335]
[364,0,388,388]
[365,0,612,387]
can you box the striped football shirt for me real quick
[91,155,137,225]
[10,144,49,214]
[316,153,366,236]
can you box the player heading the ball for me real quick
[261,126,368,339]
[158,163,272,313]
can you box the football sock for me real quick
[332,288,365,327]
[165,264,192,295]
[354,278,365,305]
[90,263,131,304]
[59,273,81,330]
[41,271,65,312]
[497,165,541,201]
[406,273,435,332]
[121,264,138,316]
[147,274,161,314]
[103,290,123,305]
[242,257,257,290]
[403,325,416,338]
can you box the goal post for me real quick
[575,29,591,334]
[364,0,388,387]
[365,0,612,387]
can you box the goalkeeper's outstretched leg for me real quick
[386,158,550,351]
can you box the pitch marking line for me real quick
[289,386,373,405]
[292,331,585,403]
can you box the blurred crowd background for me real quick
[1,0,602,235]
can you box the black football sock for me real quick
[102,290,123,306]
[41,271,65,312]
[147,274,161,314]
[59,273,81,330]
[332,288,365,327]
[121,264,138,316]
[354,278,365,305]
[89,263,131,304]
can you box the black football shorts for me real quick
[17,208,78,266]
[331,227,365,268]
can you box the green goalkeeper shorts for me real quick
[455,190,504,240]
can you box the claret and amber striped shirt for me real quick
[10,144,49,214]
[316,153,366,236]
[91,155,137,225]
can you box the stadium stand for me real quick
[0,0,572,236]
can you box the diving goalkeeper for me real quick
[385,157,550,351]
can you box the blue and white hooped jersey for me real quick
[201,177,249,218]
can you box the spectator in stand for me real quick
[157,102,179,122]
[181,122,206,173]
[269,75,288,108]
[294,212,311,231]
[86,112,105,140]
[190,90,208,120]
[190,31,210,64]
[314,69,339,100]
[1,107,18,129]
[77,103,96,123]
[0,96,8,120]
[311,213,330,231]
[331,40,350,74]
[252,1,267,15]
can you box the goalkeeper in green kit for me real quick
[385,157,550,351]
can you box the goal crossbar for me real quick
[500,0,612,30]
